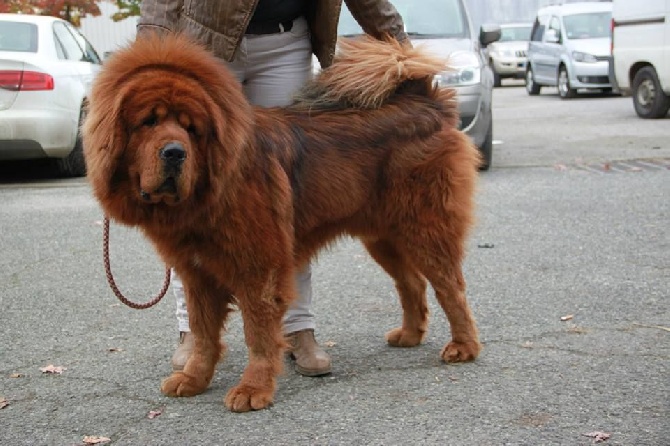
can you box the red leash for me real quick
[102,217,171,309]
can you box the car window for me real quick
[530,14,549,42]
[499,26,532,42]
[53,21,85,61]
[0,21,38,52]
[339,0,469,38]
[65,22,102,64]
[548,16,561,41]
[563,12,612,40]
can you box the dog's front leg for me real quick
[224,269,293,412]
[161,271,231,398]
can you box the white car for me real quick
[611,0,670,118]
[486,23,532,87]
[0,13,102,176]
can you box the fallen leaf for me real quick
[82,436,111,445]
[108,347,123,353]
[39,365,66,374]
[9,373,23,378]
[583,431,611,443]
[323,341,337,348]
[522,341,533,348]
[560,314,574,321]
[447,375,459,382]
[633,323,670,332]
[628,167,642,172]
[148,409,163,419]
[555,163,568,171]
[477,243,495,248]
[0,397,8,409]
[602,163,611,171]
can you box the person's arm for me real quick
[137,0,184,37]
[344,0,409,44]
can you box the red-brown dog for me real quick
[83,33,481,412]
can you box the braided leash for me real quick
[102,216,171,309]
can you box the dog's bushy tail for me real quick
[293,35,448,110]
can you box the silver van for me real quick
[336,0,501,170]
[525,1,613,99]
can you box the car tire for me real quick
[631,66,670,119]
[492,63,502,88]
[525,66,541,95]
[558,66,576,99]
[478,119,493,171]
[55,107,87,177]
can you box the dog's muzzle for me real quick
[140,142,187,203]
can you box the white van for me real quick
[611,0,670,118]
[525,1,613,99]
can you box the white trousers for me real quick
[174,16,316,334]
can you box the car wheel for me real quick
[632,66,670,119]
[492,63,502,88]
[478,119,493,171]
[525,66,541,95]
[55,107,87,177]
[558,66,576,99]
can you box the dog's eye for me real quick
[142,116,158,127]
[187,125,197,135]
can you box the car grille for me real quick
[515,50,527,58]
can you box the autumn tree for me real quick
[110,0,140,21]
[0,0,144,26]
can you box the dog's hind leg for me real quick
[405,238,481,363]
[363,238,429,347]
[161,274,231,398]
[224,269,292,412]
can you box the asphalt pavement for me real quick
[0,88,668,445]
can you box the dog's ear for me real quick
[201,75,254,179]
[82,84,127,197]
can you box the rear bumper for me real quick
[0,110,76,160]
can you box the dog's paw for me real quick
[385,327,424,347]
[160,372,208,397]
[440,341,481,363]
[224,384,274,412]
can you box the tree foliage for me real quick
[110,0,140,22]
[0,0,142,26]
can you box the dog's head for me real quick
[83,34,253,226]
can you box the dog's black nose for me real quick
[159,142,187,166]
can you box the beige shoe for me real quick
[171,331,195,372]
[287,329,332,376]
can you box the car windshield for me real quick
[499,25,531,42]
[563,12,611,39]
[0,21,38,52]
[338,0,469,39]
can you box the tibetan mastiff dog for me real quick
[83,33,482,412]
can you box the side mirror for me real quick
[479,24,501,47]
[545,29,560,43]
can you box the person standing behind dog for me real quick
[137,0,409,377]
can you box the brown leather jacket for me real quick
[138,0,407,68]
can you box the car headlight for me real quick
[437,51,481,87]
[572,51,598,63]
